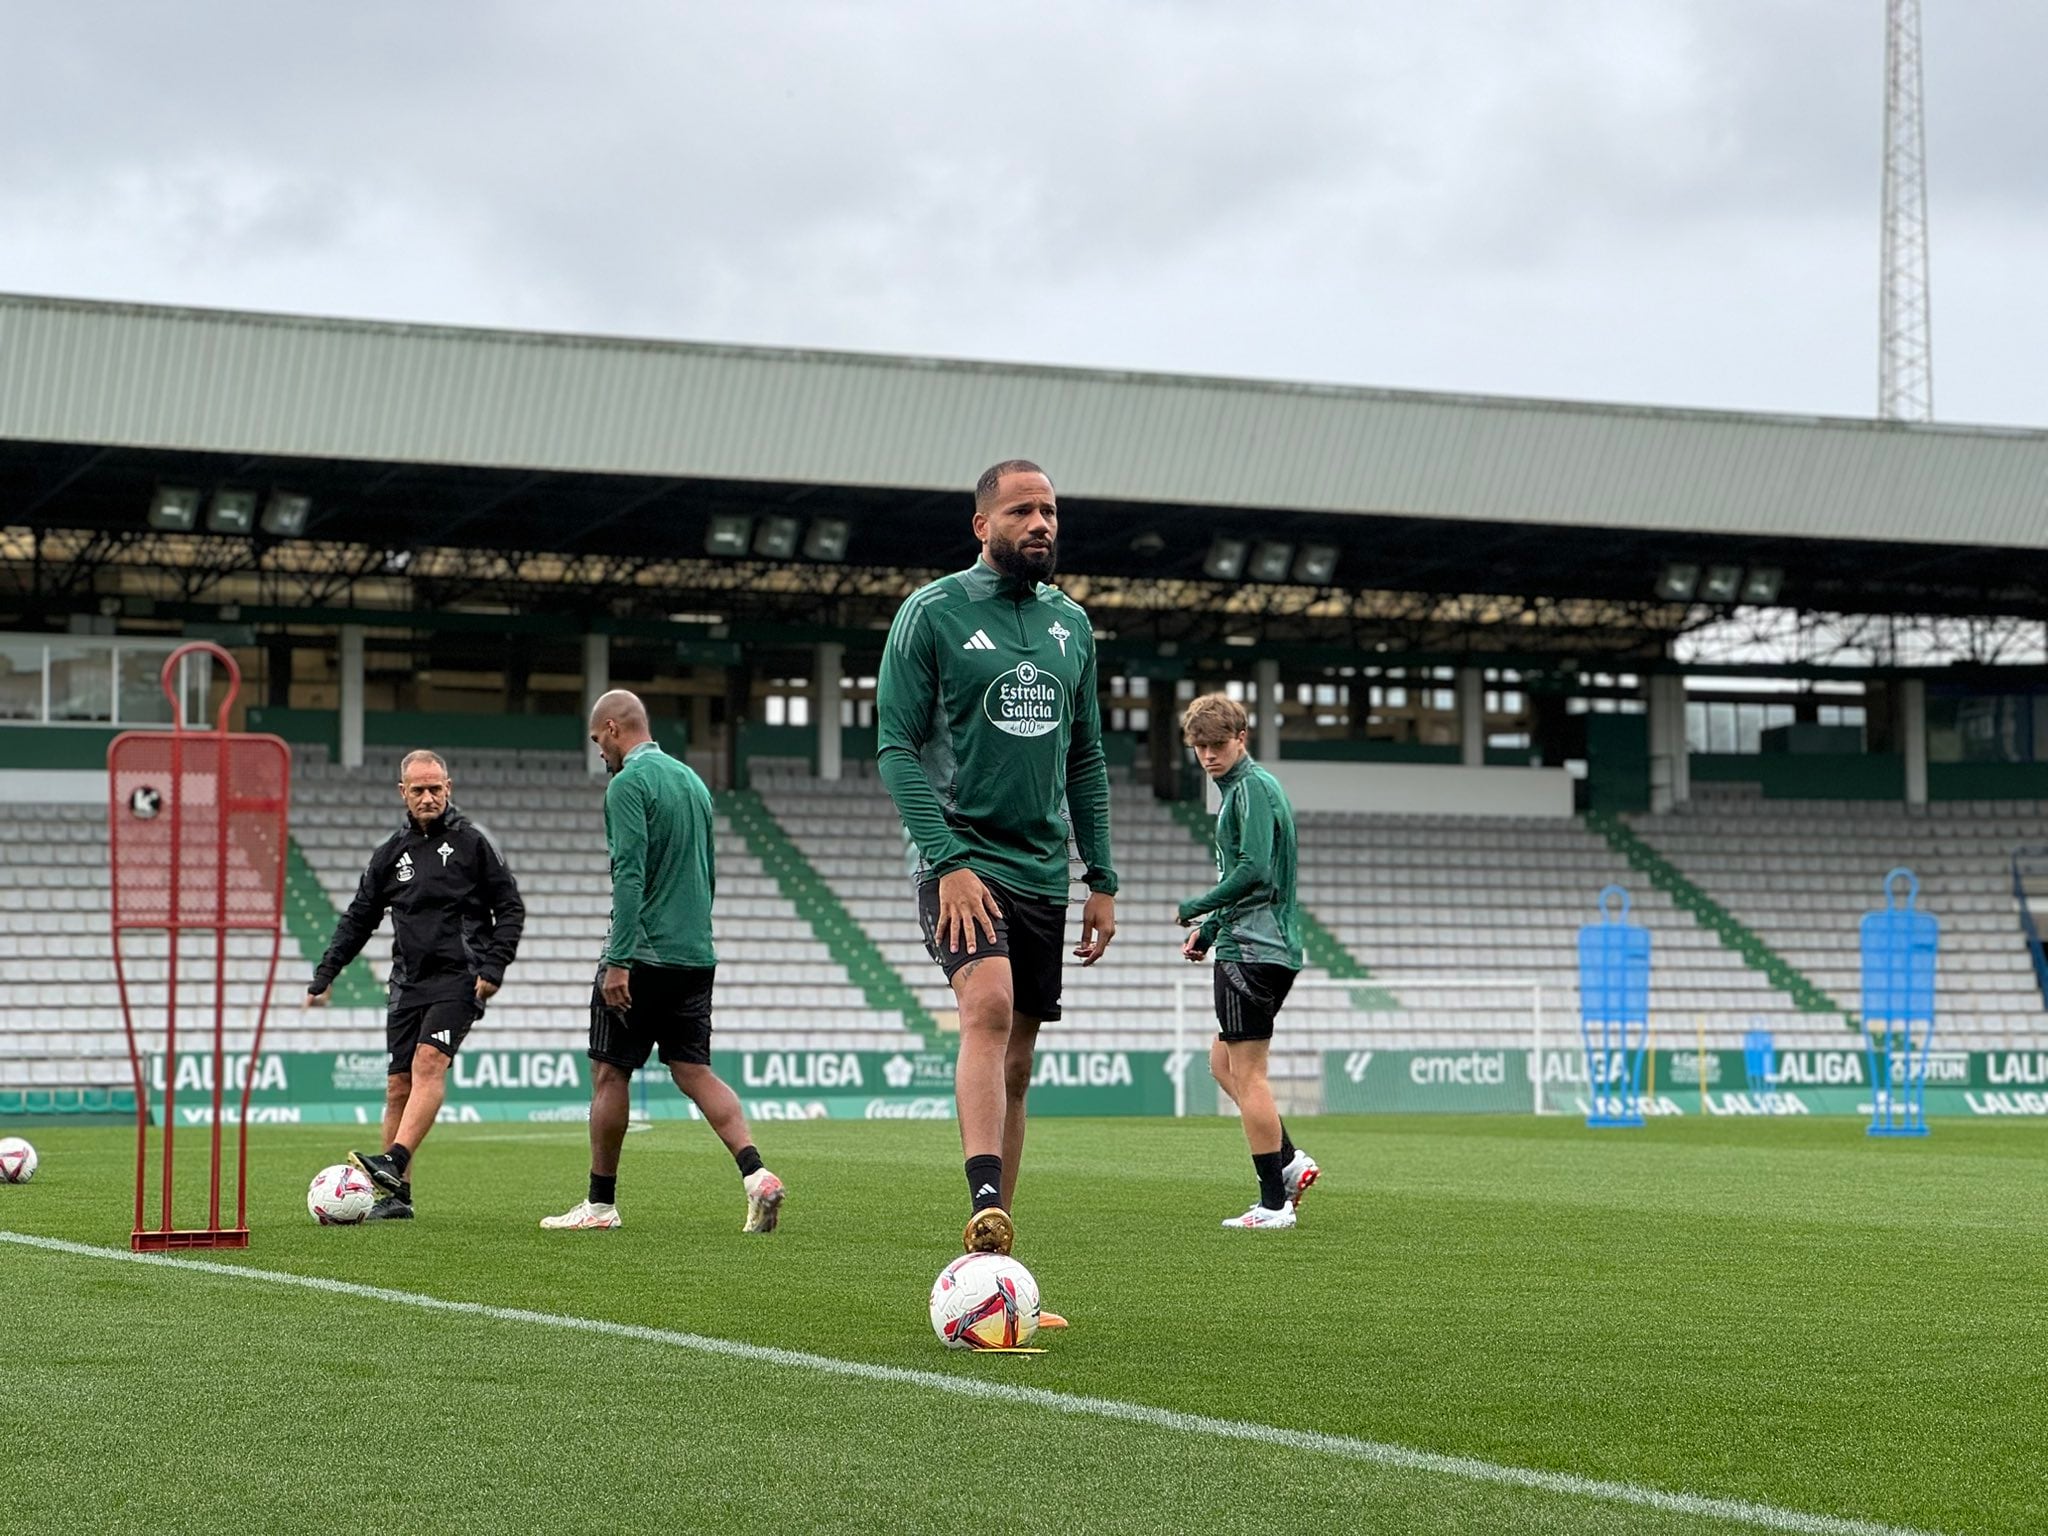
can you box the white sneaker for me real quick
[741,1169,785,1234]
[540,1199,621,1230]
[1221,1201,1296,1230]
[1282,1150,1320,1207]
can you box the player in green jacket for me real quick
[878,459,1118,1266]
[542,689,785,1235]
[1176,693,1319,1230]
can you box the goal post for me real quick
[1172,975,1560,1118]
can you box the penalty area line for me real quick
[0,1230,1944,1536]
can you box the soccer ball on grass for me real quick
[929,1253,1040,1349]
[307,1163,375,1225]
[0,1136,37,1184]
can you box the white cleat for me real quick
[1222,1201,1297,1230]
[1282,1150,1320,1208]
[540,1199,621,1230]
[741,1169,786,1233]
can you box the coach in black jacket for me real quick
[307,748,525,1220]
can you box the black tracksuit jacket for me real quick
[311,806,525,1006]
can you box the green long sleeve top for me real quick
[876,560,1117,903]
[601,742,717,969]
[1177,753,1303,969]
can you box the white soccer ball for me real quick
[307,1164,375,1225]
[929,1253,1041,1350]
[0,1136,37,1184]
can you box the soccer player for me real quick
[308,748,525,1221]
[541,689,785,1233]
[1174,694,1320,1229]
[877,459,1118,1261]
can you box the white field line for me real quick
[2,1230,1944,1536]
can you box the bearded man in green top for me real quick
[878,460,1119,1274]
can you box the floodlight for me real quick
[753,516,801,560]
[1655,562,1700,602]
[1202,536,1248,581]
[1292,543,1339,585]
[1248,541,1295,584]
[706,515,753,557]
[260,491,312,537]
[1740,567,1784,605]
[802,517,850,562]
[1129,531,1166,557]
[1700,564,1743,604]
[148,487,200,532]
[206,490,257,534]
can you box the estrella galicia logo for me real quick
[983,659,1066,738]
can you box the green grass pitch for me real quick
[0,1114,2041,1535]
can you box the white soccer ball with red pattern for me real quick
[0,1136,37,1184]
[929,1253,1040,1349]
[307,1163,374,1224]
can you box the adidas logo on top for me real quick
[962,629,997,651]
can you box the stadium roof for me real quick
[3,292,2046,627]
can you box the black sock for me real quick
[965,1154,1004,1212]
[590,1172,617,1206]
[1253,1151,1287,1211]
[734,1144,764,1179]
[1279,1122,1295,1166]
[387,1144,412,1175]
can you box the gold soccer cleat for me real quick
[962,1206,1014,1255]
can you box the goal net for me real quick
[1170,974,1566,1117]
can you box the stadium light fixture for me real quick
[148,486,201,532]
[1700,564,1743,604]
[1741,567,1784,605]
[706,515,753,557]
[1655,562,1700,602]
[205,490,258,535]
[1129,531,1166,558]
[802,517,850,562]
[1202,536,1248,581]
[1248,541,1295,584]
[752,515,801,560]
[260,491,311,537]
[1292,544,1339,585]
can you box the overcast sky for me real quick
[5,3,2046,427]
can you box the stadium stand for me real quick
[1626,784,2048,1047]
[8,747,2046,1090]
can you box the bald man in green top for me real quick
[542,689,785,1234]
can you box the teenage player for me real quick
[309,749,525,1221]
[541,689,785,1233]
[877,459,1119,1261]
[1175,694,1320,1229]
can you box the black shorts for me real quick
[1213,962,1297,1043]
[589,963,715,1072]
[387,995,481,1075]
[916,876,1064,1022]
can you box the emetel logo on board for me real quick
[983,659,1066,738]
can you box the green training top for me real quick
[1176,753,1304,969]
[877,559,1117,903]
[601,741,717,969]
